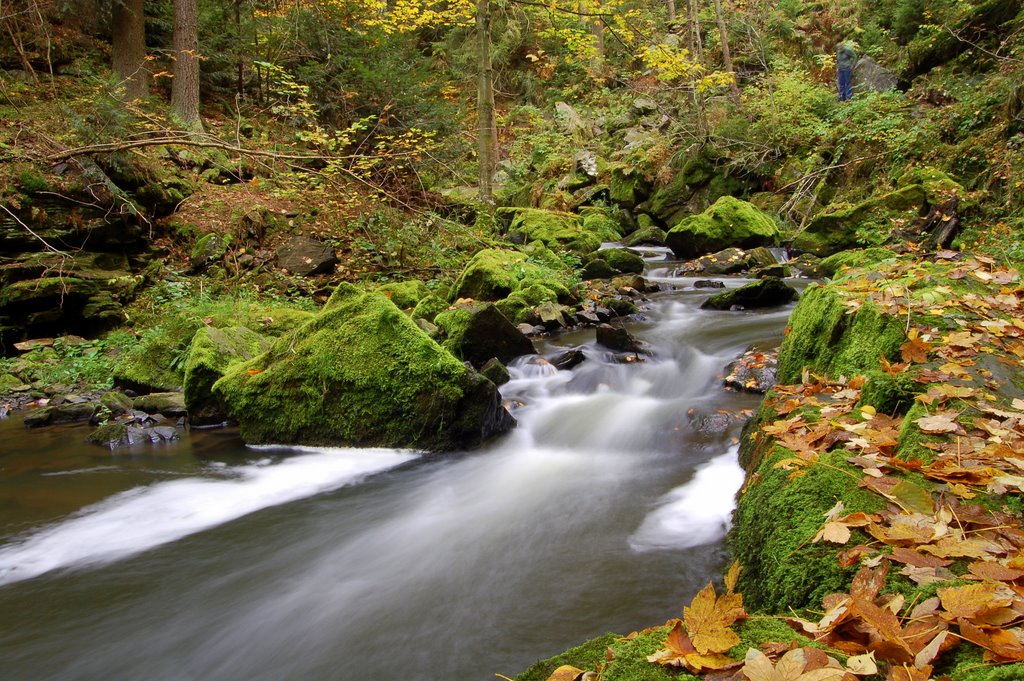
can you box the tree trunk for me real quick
[712,0,741,104]
[667,0,676,24]
[476,0,495,204]
[111,0,149,100]
[171,0,203,132]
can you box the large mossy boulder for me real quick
[665,196,780,260]
[434,301,537,367]
[793,168,963,256]
[448,247,572,304]
[700,277,798,310]
[376,281,433,310]
[501,208,617,255]
[212,284,515,450]
[183,326,272,425]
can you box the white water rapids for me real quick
[0,258,799,681]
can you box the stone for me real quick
[436,301,537,367]
[133,392,187,416]
[100,390,135,415]
[376,281,433,310]
[666,197,780,260]
[595,324,643,352]
[276,236,338,276]
[23,402,97,428]
[601,248,644,274]
[581,258,617,280]
[85,423,130,448]
[480,357,510,386]
[724,348,778,393]
[694,280,726,289]
[183,326,272,426]
[213,284,514,450]
[622,225,666,247]
[550,348,586,371]
[191,233,232,271]
[853,56,899,93]
[700,277,799,311]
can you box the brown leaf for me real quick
[685,583,745,655]
[901,329,931,364]
[915,411,963,434]
[939,582,1015,621]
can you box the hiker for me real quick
[836,42,857,101]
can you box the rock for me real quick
[436,301,537,366]
[595,324,643,352]
[100,390,135,415]
[0,373,28,391]
[275,236,338,276]
[411,294,449,323]
[213,284,514,450]
[24,402,97,428]
[554,102,595,138]
[700,277,799,311]
[86,423,129,448]
[622,225,666,247]
[601,297,638,317]
[601,248,645,274]
[448,246,571,302]
[666,197,780,260]
[13,338,54,351]
[133,392,187,416]
[480,357,510,386]
[819,248,896,278]
[753,264,791,278]
[724,348,778,393]
[183,326,272,426]
[500,207,619,256]
[787,253,826,278]
[694,280,726,289]
[377,281,433,310]
[191,233,232,271]
[691,247,750,275]
[853,56,899,93]
[550,348,586,370]
[581,258,617,280]
[609,168,651,209]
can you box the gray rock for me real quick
[853,56,898,93]
[700,277,799,311]
[24,402,98,428]
[550,348,586,371]
[595,324,643,352]
[276,236,338,276]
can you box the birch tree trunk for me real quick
[712,0,741,104]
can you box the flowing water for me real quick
[0,253,799,681]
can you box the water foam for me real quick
[0,447,417,586]
[628,447,745,551]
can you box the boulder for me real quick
[787,253,826,278]
[480,358,510,386]
[190,233,232,271]
[853,56,898,94]
[622,225,667,247]
[608,168,650,209]
[601,248,645,274]
[700,277,799,310]
[581,259,617,280]
[595,324,643,352]
[377,281,433,310]
[411,294,449,323]
[550,348,586,370]
[666,197,780,260]
[213,284,515,450]
[276,236,337,276]
[24,402,97,428]
[503,208,617,255]
[724,348,778,393]
[448,247,571,302]
[435,301,537,367]
[133,392,187,416]
[183,326,272,425]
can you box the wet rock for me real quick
[582,258,617,280]
[275,236,338,276]
[788,253,826,278]
[694,280,726,289]
[100,390,135,415]
[576,310,602,326]
[596,324,643,352]
[536,301,573,331]
[550,348,586,371]
[700,277,799,311]
[132,392,187,416]
[753,264,791,278]
[724,348,779,393]
[86,423,129,448]
[24,402,98,428]
[480,358,510,386]
[436,301,537,366]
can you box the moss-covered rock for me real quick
[504,208,612,255]
[665,197,780,260]
[622,224,667,247]
[601,248,644,274]
[434,301,536,367]
[793,170,962,256]
[213,284,515,450]
[183,326,272,425]
[376,280,432,310]
[819,247,897,278]
[190,233,232,271]
[775,284,906,383]
[133,392,187,416]
[700,277,798,310]
[608,167,650,209]
[581,258,617,280]
[411,294,449,323]
[448,247,574,304]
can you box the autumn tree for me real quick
[111,0,148,100]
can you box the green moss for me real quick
[602,248,645,274]
[857,368,919,415]
[601,297,637,317]
[776,284,906,384]
[506,208,603,255]
[448,247,575,304]
[514,633,621,681]
[376,280,432,310]
[581,209,625,241]
[0,373,26,390]
[665,196,780,260]
[730,448,886,613]
[183,326,271,424]
[819,248,897,279]
[411,294,449,323]
[213,284,508,449]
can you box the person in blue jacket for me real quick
[836,42,858,101]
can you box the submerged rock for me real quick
[213,284,515,451]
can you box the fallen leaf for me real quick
[915,411,963,434]
[685,583,746,654]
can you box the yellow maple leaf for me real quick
[684,583,745,654]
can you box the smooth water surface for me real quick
[0,259,799,681]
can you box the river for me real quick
[0,253,798,681]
